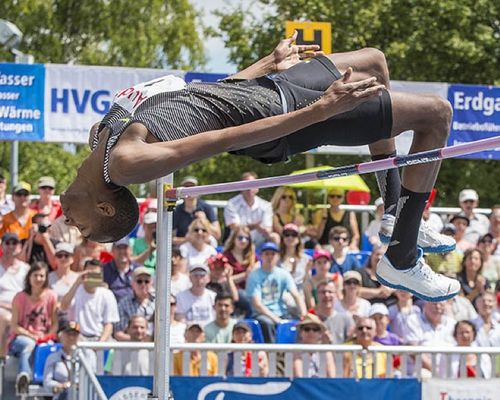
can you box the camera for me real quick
[38,224,51,234]
[152,231,157,243]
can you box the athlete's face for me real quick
[60,189,95,239]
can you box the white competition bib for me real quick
[113,75,186,114]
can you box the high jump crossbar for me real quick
[166,136,500,199]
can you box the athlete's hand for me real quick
[314,67,386,120]
[273,30,324,72]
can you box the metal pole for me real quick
[152,174,174,400]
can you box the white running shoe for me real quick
[379,214,456,253]
[376,248,460,302]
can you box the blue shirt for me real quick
[102,260,139,302]
[246,266,296,318]
[330,254,360,275]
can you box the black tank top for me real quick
[319,210,351,245]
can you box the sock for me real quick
[371,152,401,216]
[385,186,430,269]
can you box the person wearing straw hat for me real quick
[62,32,460,302]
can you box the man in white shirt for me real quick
[458,189,490,245]
[472,291,500,347]
[175,264,216,326]
[223,171,274,247]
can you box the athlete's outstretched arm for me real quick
[108,71,384,185]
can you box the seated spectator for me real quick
[304,249,342,309]
[9,262,58,394]
[72,239,107,271]
[103,238,139,302]
[458,189,490,245]
[388,290,421,341]
[20,213,57,267]
[335,270,371,320]
[343,317,387,378]
[0,182,36,241]
[426,224,463,275]
[313,280,354,344]
[472,291,500,347]
[30,176,62,222]
[223,171,274,248]
[450,213,476,253]
[446,292,478,322]
[0,173,13,215]
[175,264,216,326]
[114,267,155,341]
[173,323,218,376]
[278,223,311,292]
[246,242,306,343]
[358,244,396,305]
[312,188,360,250]
[457,249,489,303]
[130,211,157,274]
[170,246,191,296]
[0,233,29,360]
[206,254,238,301]
[226,321,268,377]
[48,243,79,301]
[169,295,186,345]
[204,293,237,343]
[438,320,492,378]
[180,218,217,268]
[43,320,80,400]
[328,226,361,274]
[369,303,401,345]
[270,187,304,236]
[364,197,384,246]
[293,313,335,378]
[476,233,500,285]
[489,205,500,257]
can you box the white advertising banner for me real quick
[422,378,500,400]
[43,64,184,143]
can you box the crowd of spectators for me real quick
[0,172,499,396]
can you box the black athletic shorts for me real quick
[231,55,393,164]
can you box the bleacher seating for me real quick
[242,319,265,344]
[32,342,62,384]
[276,320,298,344]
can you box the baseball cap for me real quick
[143,212,157,225]
[12,181,31,194]
[2,232,20,243]
[233,321,251,333]
[58,320,80,334]
[459,189,479,203]
[296,313,326,331]
[55,242,75,255]
[189,264,209,274]
[313,249,332,261]
[283,223,299,234]
[113,237,130,247]
[260,242,280,253]
[369,303,389,317]
[37,176,56,188]
[133,266,152,279]
[374,197,384,207]
[181,176,199,186]
[449,213,470,226]
[343,270,362,284]
[186,322,204,332]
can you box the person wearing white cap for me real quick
[369,303,401,346]
[130,211,157,274]
[30,176,62,222]
[458,188,490,244]
[48,242,79,300]
[364,197,385,246]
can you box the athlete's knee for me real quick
[359,47,389,85]
[420,95,452,142]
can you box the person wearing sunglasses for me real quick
[0,182,36,241]
[312,187,360,250]
[327,226,361,275]
[293,313,335,378]
[113,267,155,342]
[476,233,499,285]
[179,218,217,269]
[29,176,62,222]
[279,223,311,293]
[458,189,490,245]
[270,187,305,236]
[48,242,79,301]
[335,270,371,320]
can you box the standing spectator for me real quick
[358,245,396,305]
[204,293,237,343]
[173,323,218,376]
[0,173,14,215]
[48,243,79,301]
[246,242,306,343]
[335,270,371,320]
[103,238,139,302]
[313,280,354,344]
[30,176,62,222]
[173,176,221,246]
[175,264,216,326]
[388,290,421,341]
[9,262,58,393]
[457,249,489,303]
[343,317,387,378]
[304,249,342,309]
[20,213,57,268]
[458,189,490,245]
[369,303,401,345]
[179,218,217,268]
[472,291,500,347]
[130,211,157,274]
[43,320,80,400]
[364,197,384,246]
[170,246,191,296]
[0,233,30,361]
[114,267,155,341]
[224,171,274,248]
[206,254,239,301]
[270,187,304,236]
[476,233,500,285]
[0,182,36,241]
[226,321,268,377]
[278,223,311,292]
[328,227,361,274]
[293,313,335,377]
[312,188,360,250]
[450,213,475,253]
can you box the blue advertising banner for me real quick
[185,71,228,83]
[97,376,421,400]
[0,63,45,141]
[447,84,500,160]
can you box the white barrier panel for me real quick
[422,378,500,400]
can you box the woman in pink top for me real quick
[9,261,58,393]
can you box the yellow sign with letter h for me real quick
[285,21,332,54]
